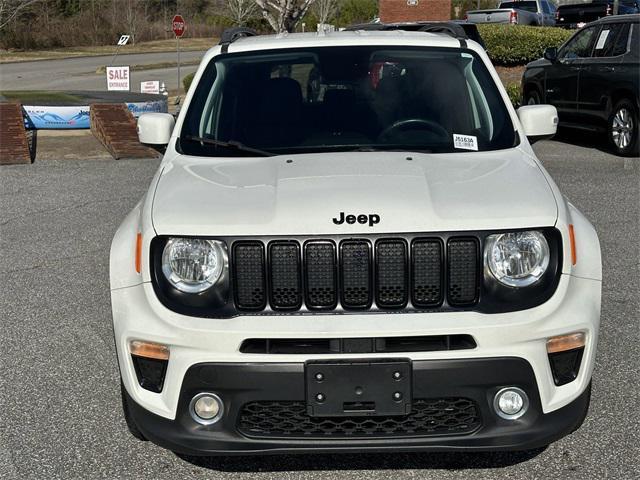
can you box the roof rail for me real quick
[345,21,474,48]
[219,27,257,53]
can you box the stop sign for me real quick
[172,14,185,37]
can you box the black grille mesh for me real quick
[340,241,372,308]
[232,242,266,310]
[412,240,443,307]
[376,240,408,307]
[230,236,479,312]
[447,239,479,305]
[304,242,337,308]
[238,398,480,438]
[269,242,301,309]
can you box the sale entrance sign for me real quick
[106,66,130,91]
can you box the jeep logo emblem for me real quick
[333,212,380,227]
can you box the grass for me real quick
[0,90,83,104]
[0,37,216,63]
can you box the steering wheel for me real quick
[378,118,449,142]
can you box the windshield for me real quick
[500,1,538,12]
[180,46,516,156]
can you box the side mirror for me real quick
[543,47,558,62]
[517,104,558,144]
[137,113,175,147]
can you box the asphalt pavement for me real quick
[0,50,205,91]
[0,136,638,479]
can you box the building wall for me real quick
[379,0,452,23]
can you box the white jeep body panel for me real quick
[110,30,601,447]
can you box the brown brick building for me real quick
[379,0,452,23]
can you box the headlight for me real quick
[161,238,225,293]
[485,230,550,287]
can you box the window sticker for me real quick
[595,29,610,50]
[453,134,478,151]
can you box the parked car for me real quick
[556,0,640,28]
[466,0,557,25]
[113,25,602,456]
[522,14,639,155]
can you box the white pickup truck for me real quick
[466,0,557,26]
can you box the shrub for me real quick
[505,82,522,108]
[477,25,573,66]
[183,73,196,93]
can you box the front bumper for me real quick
[112,273,600,420]
[123,357,591,455]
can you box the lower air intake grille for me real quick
[238,398,480,438]
[447,239,479,306]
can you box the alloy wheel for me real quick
[611,107,634,150]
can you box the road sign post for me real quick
[172,15,186,96]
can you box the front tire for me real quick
[608,99,639,157]
[121,381,147,441]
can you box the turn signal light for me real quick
[129,340,170,360]
[135,233,143,273]
[568,224,577,265]
[546,332,586,354]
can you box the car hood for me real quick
[526,58,549,69]
[151,149,558,236]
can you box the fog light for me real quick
[493,387,529,420]
[190,393,224,425]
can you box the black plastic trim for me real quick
[339,239,374,310]
[374,238,409,309]
[410,238,445,308]
[232,241,267,311]
[268,240,303,311]
[121,357,592,455]
[239,334,477,354]
[303,240,339,310]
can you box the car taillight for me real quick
[606,4,613,15]
[510,10,518,24]
[464,13,468,21]
[555,10,560,20]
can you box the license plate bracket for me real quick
[305,360,412,417]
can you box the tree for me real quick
[312,0,337,25]
[0,0,42,30]
[225,0,258,26]
[254,0,317,33]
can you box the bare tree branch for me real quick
[0,0,43,31]
[224,0,258,26]
[312,0,338,26]
[254,0,317,33]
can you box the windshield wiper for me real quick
[183,135,274,157]
[347,145,434,153]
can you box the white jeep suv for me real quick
[110,25,601,455]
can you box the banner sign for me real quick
[140,80,160,94]
[126,99,168,117]
[106,66,130,91]
[22,106,90,129]
[23,99,167,129]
